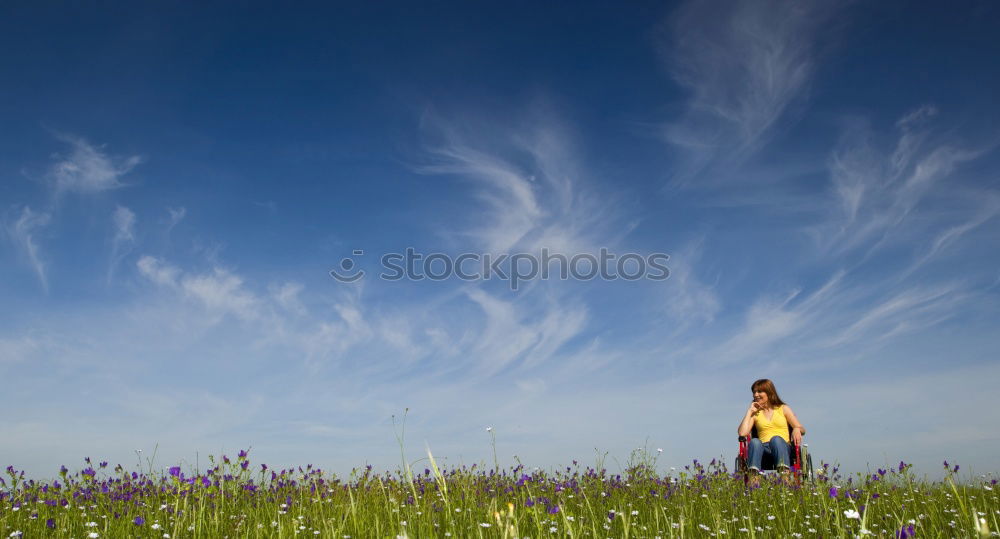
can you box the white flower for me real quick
[657,448,663,453]
[88,534,99,539]
[9,532,23,538]
[163,534,171,539]
[549,526,558,533]
[767,515,775,520]
[843,509,861,519]
[486,426,493,432]
[632,510,639,515]
[86,521,98,527]
[480,523,491,527]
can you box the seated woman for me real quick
[737,378,805,477]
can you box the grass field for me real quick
[2,445,998,538]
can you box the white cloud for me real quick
[465,288,587,375]
[165,206,186,236]
[4,206,52,291]
[660,240,721,329]
[271,282,306,315]
[107,205,137,283]
[136,255,179,287]
[418,107,615,257]
[180,268,261,322]
[48,135,142,195]
[662,0,844,183]
[818,107,989,258]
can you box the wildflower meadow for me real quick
[2,438,998,538]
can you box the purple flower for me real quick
[953,464,960,473]
[261,464,268,472]
[169,466,181,477]
[828,486,838,498]
[524,498,535,507]
[608,510,616,521]
[547,505,560,514]
[238,450,248,459]
[898,461,907,472]
[240,461,249,470]
[46,519,56,529]
[895,524,915,539]
[134,516,145,526]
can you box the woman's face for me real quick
[753,389,769,407]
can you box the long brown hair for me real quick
[751,378,786,408]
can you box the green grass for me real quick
[2,450,998,537]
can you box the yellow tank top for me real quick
[754,405,790,443]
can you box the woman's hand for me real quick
[747,401,761,416]
[792,427,803,445]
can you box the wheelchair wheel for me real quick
[799,445,814,482]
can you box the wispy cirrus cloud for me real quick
[164,206,186,236]
[417,106,619,257]
[816,106,996,264]
[464,288,587,375]
[47,135,142,196]
[107,205,137,284]
[4,206,52,292]
[137,255,261,322]
[662,0,846,185]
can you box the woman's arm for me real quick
[738,401,760,437]
[784,405,806,444]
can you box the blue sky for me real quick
[2,0,999,478]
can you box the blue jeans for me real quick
[748,437,790,471]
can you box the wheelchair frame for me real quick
[736,425,813,484]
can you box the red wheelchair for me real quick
[736,425,813,484]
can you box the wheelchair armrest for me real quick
[738,435,747,442]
